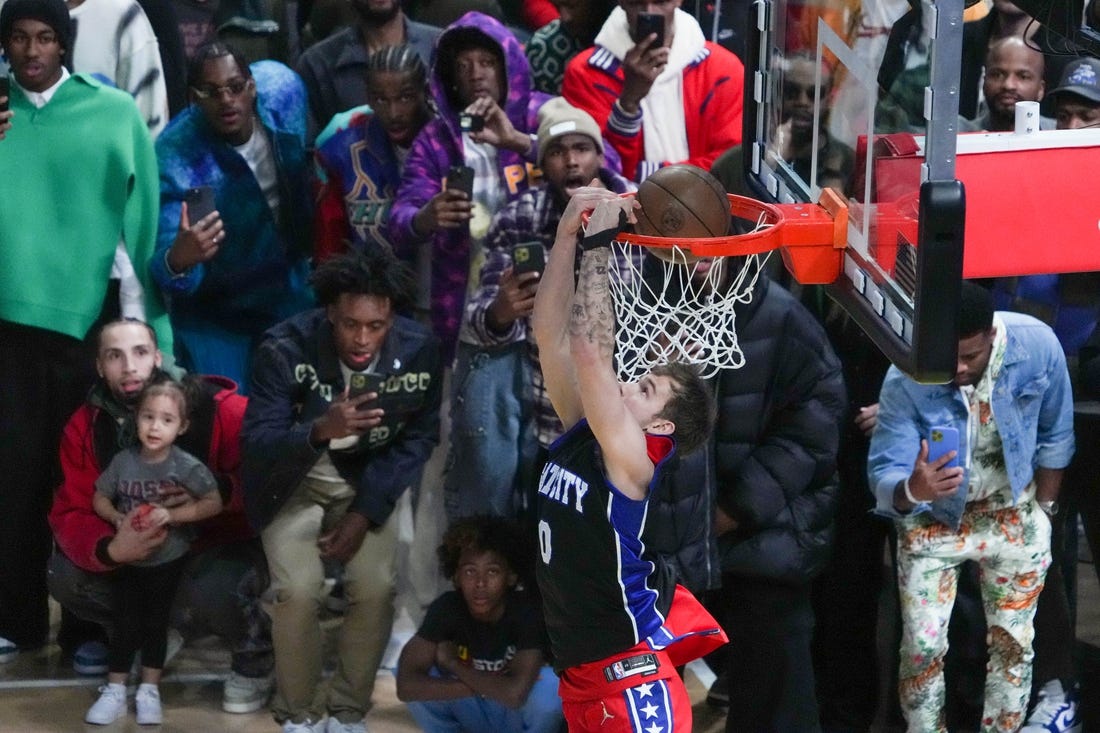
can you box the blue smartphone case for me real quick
[927,426,960,468]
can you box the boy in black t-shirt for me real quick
[396,516,563,733]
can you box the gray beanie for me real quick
[536,97,604,168]
[1,0,74,52]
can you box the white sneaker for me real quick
[135,683,162,725]
[85,683,128,725]
[326,718,368,733]
[0,636,17,664]
[1021,679,1082,733]
[282,719,327,733]
[221,670,274,713]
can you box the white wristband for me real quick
[904,477,921,505]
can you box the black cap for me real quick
[1048,57,1100,105]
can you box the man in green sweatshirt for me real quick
[0,0,166,664]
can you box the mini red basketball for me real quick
[634,164,731,262]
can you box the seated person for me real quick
[396,515,562,733]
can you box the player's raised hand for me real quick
[558,183,630,241]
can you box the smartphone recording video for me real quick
[511,242,546,276]
[447,165,475,199]
[184,185,216,223]
[459,112,485,132]
[635,12,665,48]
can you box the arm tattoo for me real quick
[569,247,616,360]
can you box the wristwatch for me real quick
[1039,500,1059,516]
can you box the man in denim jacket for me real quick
[868,282,1075,733]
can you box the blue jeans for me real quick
[444,342,537,520]
[406,664,563,733]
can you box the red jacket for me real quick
[562,41,744,182]
[49,375,253,573]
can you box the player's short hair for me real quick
[437,515,531,585]
[651,362,714,456]
[310,249,415,310]
[958,281,995,339]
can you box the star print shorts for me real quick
[559,646,692,732]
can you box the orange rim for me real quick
[614,193,786,258]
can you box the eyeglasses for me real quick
[7,30,59,47]
[190,78,252,100]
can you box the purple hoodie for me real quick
[388,12,550,362]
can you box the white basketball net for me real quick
[608,242,772,381]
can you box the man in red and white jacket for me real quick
[562,0,744,182]
[47,318,273,714]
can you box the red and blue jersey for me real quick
[535,419,680,670]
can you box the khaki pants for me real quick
[262,476,399,724]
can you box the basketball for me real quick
[634,164,731,262]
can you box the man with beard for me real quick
[47,319,274,714]
[296,0,440,142]
[452,97,637,521]
[975,36,1053,132]
[151,41,315,393]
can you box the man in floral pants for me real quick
[868,282,1075,732]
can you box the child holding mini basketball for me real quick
[86,380,223,726]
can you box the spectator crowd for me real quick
[1,0,1099,731]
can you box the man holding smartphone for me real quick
[453,97,638,522]
[869,282,1075,731]
[151,41,315,393]
[243,249,442,733]
[561,0,745,182]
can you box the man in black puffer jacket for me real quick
[647,268,845,732]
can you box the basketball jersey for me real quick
[535,419,677,671]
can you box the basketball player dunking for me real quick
[531,186,727,732]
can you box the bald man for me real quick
[977,36,1054,131]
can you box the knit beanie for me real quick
[536,97,604,167]
[1,0,74,52]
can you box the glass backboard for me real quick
[743,0,1100,382]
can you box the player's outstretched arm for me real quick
[532,184,622,430]
[569,197,653,500]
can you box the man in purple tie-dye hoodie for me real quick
[388,11,551,364]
